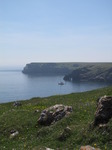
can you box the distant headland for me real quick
[22,62,112,82]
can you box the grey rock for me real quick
[94,95,112,126]
[58,126,72,141]
[80,145,101,150]
[38,104,72,125]
[34,109,40,113]
[45,148,54,150]
[13,101,22,107]
[10,130,19,139]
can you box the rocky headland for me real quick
[22,62,112,82]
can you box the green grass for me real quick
[0,86,112,150]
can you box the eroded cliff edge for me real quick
[22,62,75,75]
[22,62,112,82]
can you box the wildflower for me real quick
[105,145,107,149]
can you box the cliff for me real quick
[22,62,76,75]
[22,62,112,82]
[64,63,112,82]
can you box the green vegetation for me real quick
[0,86,112,149]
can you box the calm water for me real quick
[0,71,111,103]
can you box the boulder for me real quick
[80,145,100,150]
[38,104,72,125]
[45,148,54,150]
[93,95,112,126]
[58,126,71,141]
[10,130,19,139]
[13,101,22,107]
[32,147,54,150]
[34,109,40,113]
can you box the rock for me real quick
[10,129,17,134]
[13,101,22,107]
[93,96,112,126]
[45,148,54,150]
[33,147,54,150]
[10,130,19,139]
[38,104,72,125]
[58,126,71,141]
[64,126,71,132]
[80,145,100,150]
[34,109,40,113]
[98,124,107,129]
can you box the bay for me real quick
[0,71,111,103]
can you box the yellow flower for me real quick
[105,145,107,149]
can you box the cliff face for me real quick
[22,63,72,75]
[22,62,112,82]
[64,65,112,82]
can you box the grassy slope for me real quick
[0,86,112,150]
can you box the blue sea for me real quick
[0,71,111,103]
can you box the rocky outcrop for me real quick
[80,145,100,150]
[22,63,112,82]
[58,126,71,141]
[10,130,19,139]
[93,96,112,126]
[32,147,54,150]
[45,148,54,150]
[64,66,112,82]
[22,63,71,75]
[38,104,72,126]
[13,101,22,107]
[64,68,90,81]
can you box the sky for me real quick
[0,0,112,69]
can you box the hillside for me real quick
[64,63,112,82]
[22,63,112,82]
[22,62,76,75]
[0,86,112,149]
